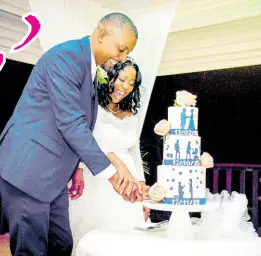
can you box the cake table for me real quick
[76,227,261,256]
[76,199,261,256]
[143,199,220,240]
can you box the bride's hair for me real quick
[97,59,142,114]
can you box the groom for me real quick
[0,13,145,255]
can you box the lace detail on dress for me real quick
[97,105,138,133]
[102,107,134,121]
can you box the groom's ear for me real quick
[97,26,109,44]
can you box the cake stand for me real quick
[143,200,220,240]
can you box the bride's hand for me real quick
[127,182,150,203]
[68,168,84,200]
[108,162,139,199]
[136,182,150,200]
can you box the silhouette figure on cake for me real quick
[188,109,195,130]
[189,178,193,199]
[186,141,191,159]
[178,181,185,199]
[180,108,188,129]
[192,148,199,160]
[174,140,180,159]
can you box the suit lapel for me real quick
[91,74,97,97]
[81,36,96,98]
[80,36,98,131]
[91,75,98,131]
[81,36,92,71]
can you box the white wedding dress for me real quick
[69,106,145,255]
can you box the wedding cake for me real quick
[151,91,213,206]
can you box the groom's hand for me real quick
[128,182,150,203]
[138,182,150,200]
[68,168,84,200]
[108,163,139,199]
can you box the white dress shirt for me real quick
[90,50,97,83]
[79,50,116,180]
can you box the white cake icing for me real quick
[168,107,198,136]
[157,102,206,205]
[157,165,206,205]
[163,135,201,166]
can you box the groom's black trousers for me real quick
[0,176,73,256]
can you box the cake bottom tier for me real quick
[157,165,206,205]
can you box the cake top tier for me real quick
[169,91,198,136]
[168,107,198,135]
[154,90,198,137]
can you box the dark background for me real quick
[1,59,261,222]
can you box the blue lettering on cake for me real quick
[163,159,200,166]
[170,129,198,136]
[164,198,205,205]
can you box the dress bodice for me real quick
[93,106,139,153]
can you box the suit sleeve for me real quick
[44,52,111,176]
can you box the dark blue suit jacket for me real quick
[0,36,110,202]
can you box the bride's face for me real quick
[110,66,136,103]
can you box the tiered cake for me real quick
[157,94,206,205]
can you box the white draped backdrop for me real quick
[2,1,261,75]
[28,0,179,134]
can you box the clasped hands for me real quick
[108,162,149,203]
[68,163,149,203]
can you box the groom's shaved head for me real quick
[99,13,138,39]
[91,12,137,67]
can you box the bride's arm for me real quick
[106,152,126,169]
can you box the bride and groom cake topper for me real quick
[181,108,196,130]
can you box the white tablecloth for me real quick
[76,227,261,256]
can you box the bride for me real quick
[69,58,149,255]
